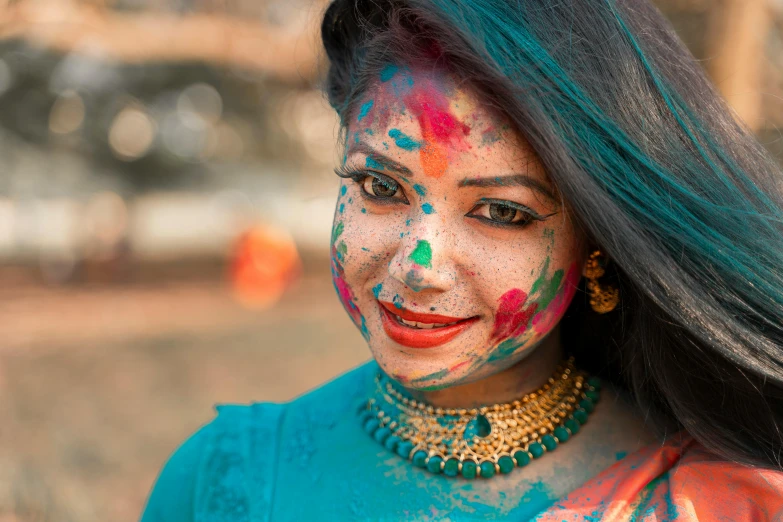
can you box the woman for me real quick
[141,0,783,520]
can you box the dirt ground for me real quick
[0,263,369,522]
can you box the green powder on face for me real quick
[408,240,432,268]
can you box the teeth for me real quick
[396,316,459,329]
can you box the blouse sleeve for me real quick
[140,420,216,522]
[139,402,286,522]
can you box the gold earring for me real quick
[583,250,619,314]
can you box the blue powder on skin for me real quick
[413,184,426,196]
[393,294,404,309]
[422,203,435,214]
[339,203,345,213]
[405,219,412,226]
[361,208,367,214]
[357,100,374,121]
[340,185,347,196]
[365,157,384,170]
[361,247,370,252]
[388,129,422,151]
[372,283,383,299]
[380,64,398,82]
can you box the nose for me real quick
[388,217,458,293]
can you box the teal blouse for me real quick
[140,361,563,521]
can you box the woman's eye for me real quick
[361,174,407,202]
[489,203,520,223]
[468,200,540,228]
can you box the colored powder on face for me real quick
[380,64,399,82]
[388,129,422,151]
[531,261,581,334]
[405,219,412,226]
[372,283,383,299]
[361,208,367,214]
[420,139,448,179]
[357,99,374,121]
[421,203,435,214]
[364,128,374,135]
[411,367,450,385]
[339,203,344,213]
[331,258,364,330]
[331,221,344,246]
[402,83,471,178]
[413,184,427,196]
[360,315,370,340]
[490,288,539,342]
[366,156,384,170]
[393,294,404,308]
[408,240,432,268]
[404,269,425,292]
[340,185,347,196]
[361,247,370,252]
[336,241,347,262]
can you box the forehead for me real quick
[346,65,540,177]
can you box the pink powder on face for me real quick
[490,288,540,342]
[404,82,471,179]
[531,261,581,334]
[449,360,470,373]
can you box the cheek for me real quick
[330,191,371,339]
[489,260,581,345]
[530,261,581,334]
[330,193,399,334]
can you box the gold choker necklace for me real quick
[358,357,601,479]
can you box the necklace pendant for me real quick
[463,413,492,441]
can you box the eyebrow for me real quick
[347,142,414,177]
[459,174,557,202]
[349,141,556,202]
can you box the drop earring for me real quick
[583,250,619,314]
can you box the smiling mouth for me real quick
[377,301,479,348]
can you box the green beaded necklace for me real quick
[358,358,601,479]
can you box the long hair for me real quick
[320,0,783,469]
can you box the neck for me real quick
[401,328,563,408]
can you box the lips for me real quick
[378,301,479,349]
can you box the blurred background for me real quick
[0,0,781,520]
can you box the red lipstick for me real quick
[378,301,478,349]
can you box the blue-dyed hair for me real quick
[321,0,783,468]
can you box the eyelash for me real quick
[334,165,409,205]
[466,199,550,229]
[333,166,552,229]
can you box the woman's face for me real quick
[331,65,587,391]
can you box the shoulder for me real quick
[539,434,783,521]
[140,360,378,522]
[666,442,783,520]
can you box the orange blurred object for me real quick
[229,223,301,309]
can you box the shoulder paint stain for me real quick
[408,240,432,268]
